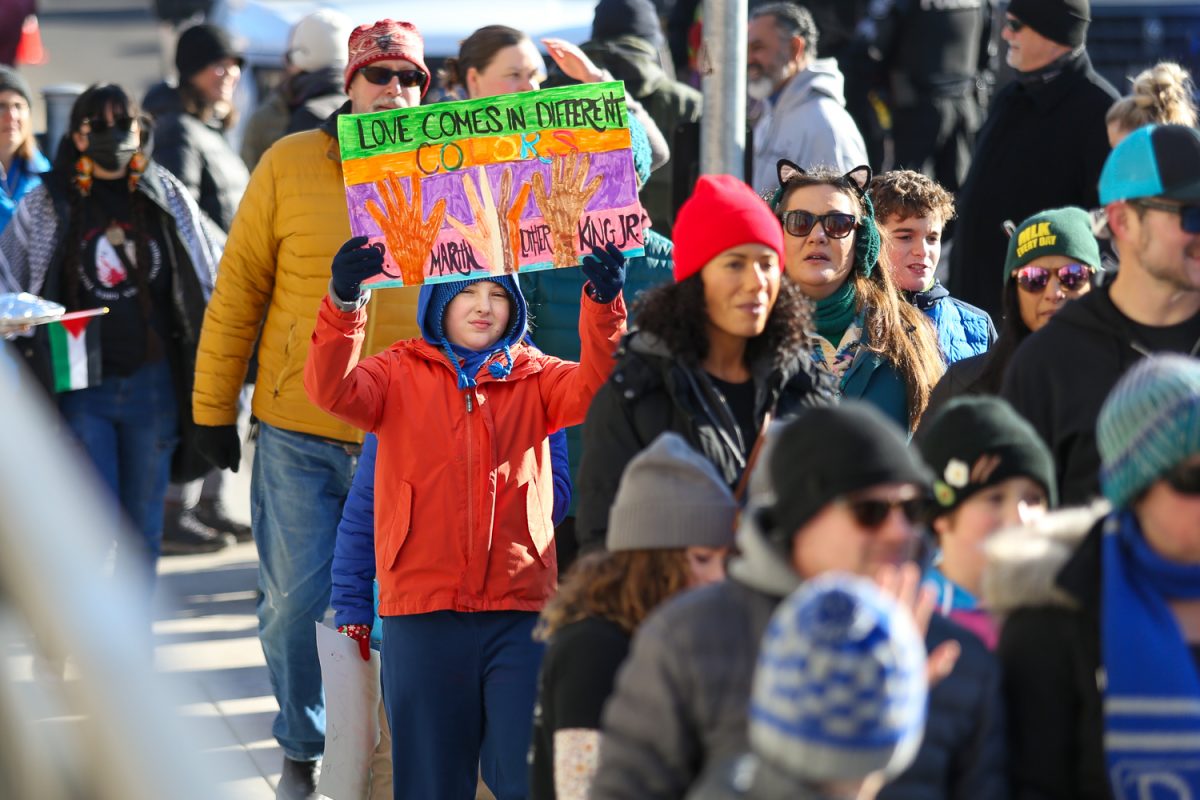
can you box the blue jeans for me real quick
[252,421,357,761]
[381,611,544,800]
[58,359,177,578]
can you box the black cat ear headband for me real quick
[770,159,873,208]
[771,159,880,277]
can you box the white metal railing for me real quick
[0,343,224,800]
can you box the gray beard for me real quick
[747,76,775,102]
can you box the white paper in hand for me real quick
[315,622,382,800]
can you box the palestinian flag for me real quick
[47,314,101,393]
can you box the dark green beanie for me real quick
[1003,206,1102,284]
[916,396,1058,515]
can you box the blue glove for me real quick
[331,236,385,302]
[581,242,626,304]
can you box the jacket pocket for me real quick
[379,479,413,571]
[271,319,298,397]
[524,479,552,567]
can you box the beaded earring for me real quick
[127,151,147,193]
[74,155,94,197]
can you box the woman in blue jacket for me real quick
[0,66,50,234]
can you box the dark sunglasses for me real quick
[1005,17,1026,32]
[779,210,858,239]
[1130,198,1200,235]
[1014,263,1093,293]
[1165,462,1200,495]
[358,66,426,88]
[841,495,926,529]
[83,115,136,134]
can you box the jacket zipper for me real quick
[683,369,748,471]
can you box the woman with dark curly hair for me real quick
[575,174,833,550]
[771,160,944,432]
[529,433,737,800]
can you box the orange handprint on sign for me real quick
[365,173,447,286]
[446,167,533,275]
[532,152,602,268]
[498,168,532,274]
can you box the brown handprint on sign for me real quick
[532,152,602,268]
[365,172,447,286]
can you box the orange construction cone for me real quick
[14,15,46,66]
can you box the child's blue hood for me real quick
[416,274,529,388]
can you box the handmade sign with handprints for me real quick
[337,81,646,288]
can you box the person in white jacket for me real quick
[747,3,868,193]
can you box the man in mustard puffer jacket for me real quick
[191,18,430,799]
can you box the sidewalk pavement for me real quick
[154,541,281,800]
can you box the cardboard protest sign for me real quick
[337,81,645,289]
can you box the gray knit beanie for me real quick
[606,433,738,551]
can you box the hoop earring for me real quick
[127,151,147,193]
[74,155,94,197]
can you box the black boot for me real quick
[276,757,319,800]
[160,501,232,556]
[193,496,253,542]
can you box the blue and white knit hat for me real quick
[1097,354,1200,509]
[749,573,927,783]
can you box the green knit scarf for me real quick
[815,280,857,343]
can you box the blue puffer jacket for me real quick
[523,228,674,514]
[909,282,996,365]
[331,423,572,630]
[0,150,50,235]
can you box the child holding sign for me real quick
[304,236,626,800]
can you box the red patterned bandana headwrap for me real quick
[344,19,430,96]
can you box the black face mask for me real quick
[87,127,140,173]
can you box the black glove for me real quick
[581,242,626,304]
[331,236,385,303]
[195,424,241,473]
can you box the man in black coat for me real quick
[858,0,995,193]
[1002,124,1200,506]
[948,0,1117,319]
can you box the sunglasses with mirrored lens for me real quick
[1005,17,1026,32]
[1014,263,1093,293]
[1165,462,1200,496]
[1131,198,1200,235]
[779,210,858,239]
[358,66,426,88]
[842,496,926,529]
[84,115,136,134]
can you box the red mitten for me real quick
[337,623,371,661]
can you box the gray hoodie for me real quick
[750,57,868,193]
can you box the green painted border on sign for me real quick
[338,81,629,161]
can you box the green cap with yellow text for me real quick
[1003,206,1102,283]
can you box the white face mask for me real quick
[747,76,776,102]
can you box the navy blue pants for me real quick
[381,610,543,800]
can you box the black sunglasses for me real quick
[83,115,136,134]
[840,495,926,529]
[779,210,858,239]
[1165,462,1200,496]
[1130,198,1200,235]
[1005,17,1026,32]
[358,66,426,88]
[1014,263,1094,293]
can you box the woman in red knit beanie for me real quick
[575,174,835,550]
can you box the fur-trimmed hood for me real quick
[982,501,1109,614]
